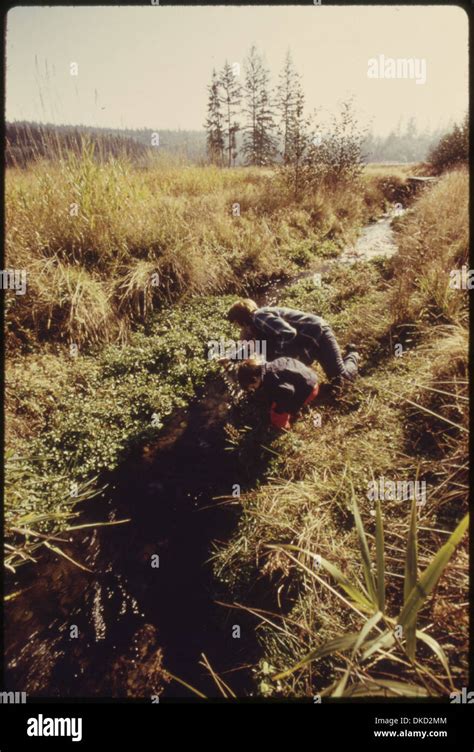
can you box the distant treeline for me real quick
[363,119,449,163]
[6,119,449,168]
[5,122,152,167]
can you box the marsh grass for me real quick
[6,148,394,349]
[4,147,397,568]
[212,170,469,697]
[4,138,468,700]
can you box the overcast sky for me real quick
[6,5,468,135]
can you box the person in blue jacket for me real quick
[227,298,359,385]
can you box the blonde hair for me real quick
[237,358,262,389]
[227,299,258,325]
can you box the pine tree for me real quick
[275,51,311,194]
[276,50,298,164]
[242,46,277,166]
[256,62,278,166]
[204,69,225,165]
[242,46,260,165]
[276,50,311,191]
[286,85,311,194]
[219,61,242,167]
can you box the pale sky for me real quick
[5,5,469,135]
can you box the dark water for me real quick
[5,377,270,698]
[4,208,402,699]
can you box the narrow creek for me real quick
[4,206,403,699]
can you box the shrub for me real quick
[427,115,468,174]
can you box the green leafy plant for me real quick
[269,486,468,697]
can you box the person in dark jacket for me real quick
[227,299,359,385]
[237,357,320,430]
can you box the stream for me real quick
[4,206,403,699]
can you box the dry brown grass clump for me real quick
[6,150,392,349]
[391,168,468,326]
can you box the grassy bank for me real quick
[213,169,469,697]
[6,151,399,350]
[4,158,468,699]
[5,156,400,571]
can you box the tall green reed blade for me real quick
[398,514,468,630]
[375,499,385,613]
[403,496,418,659]
[351,485,378,608]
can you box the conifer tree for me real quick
[204,69,225,165]
[242,46,277,166]
[219,61,242,167]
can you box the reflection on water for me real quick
[340,207,403,264]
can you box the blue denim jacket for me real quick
[253,306,327,362]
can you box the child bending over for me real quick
[237,357,319,430]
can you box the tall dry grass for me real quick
[391,168,468,326]
[213,170,469,697]
[6,147,391,348]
